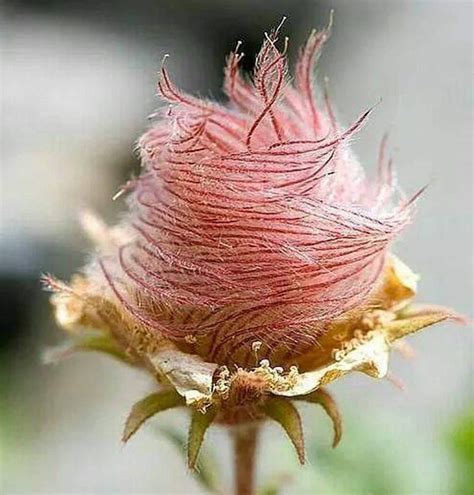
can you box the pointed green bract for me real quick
[159,425,220,493]
[43,334,133,365]
[297,388,342,448]
[188,407,217,469]
[264,397,305,464]
[386,305,458,343]
[122,390,184,443]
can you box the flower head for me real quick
[88,21,412,368]
[44,21,462,480]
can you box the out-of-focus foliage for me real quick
[0,389,6,485]
[257,405,474,495]
[446,406,474,495]
[147,404,474,494]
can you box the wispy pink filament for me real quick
[97,25,412,360]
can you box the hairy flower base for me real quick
[44,250,461,467]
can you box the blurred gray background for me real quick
[1,0,473,493]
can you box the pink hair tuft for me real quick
[96,24,414,363]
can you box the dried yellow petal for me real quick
[377,254,419,310]
[295,255,418,372]
[149,347,218,406]
[79,209,134,252]
[278,332,390,397]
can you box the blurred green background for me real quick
[1,0,472,493]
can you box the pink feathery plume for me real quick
[97,23,412,363]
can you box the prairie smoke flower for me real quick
[44,21,461,493]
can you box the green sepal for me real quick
[43,334,133,365]
[188,407,217,469]
[386,304,462,343]
[159,425,221,493]
[122,390,184,443]
[296,388,342,447]
[264,397,305,464]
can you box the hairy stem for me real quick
[232,423,260,495]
